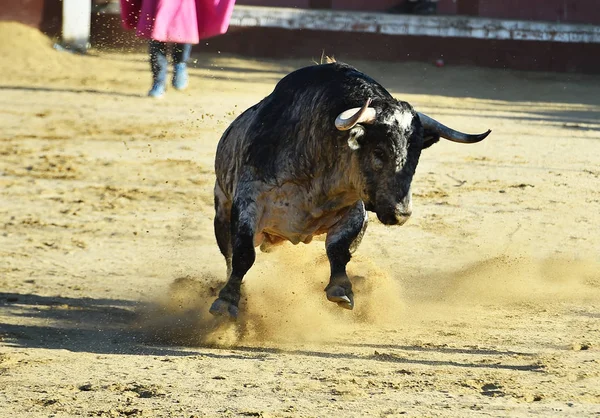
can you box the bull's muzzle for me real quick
[393,193,413,225]
[376,203,412,226]
[394,207,412,226]
[396,212,411,225]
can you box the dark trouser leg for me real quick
[210,196,258,319]
[172,43,192,64]
[325,201,368,310]
[148,40,168,97]
[172,43,191,90]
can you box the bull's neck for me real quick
[317,148,365,204]
[276,138,365,207]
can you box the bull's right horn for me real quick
[335,98,377,131]
[418,112,491,143]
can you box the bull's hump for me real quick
[274,62,380,96]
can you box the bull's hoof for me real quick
[209,298,239,319]
[326,285,354,310]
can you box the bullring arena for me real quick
[1,19,600,417]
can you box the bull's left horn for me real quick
[418,112,491,143]
[335,98,377,131]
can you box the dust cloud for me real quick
[135,242,407,346]
[135,239,599,348]
[417,254,600,305]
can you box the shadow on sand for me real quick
[1,292,543,373]
[0,85,144,99]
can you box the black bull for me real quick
[209,61,491,319]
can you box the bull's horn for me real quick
[418,112,491,143]
[335,98,377,131]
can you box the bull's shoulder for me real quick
[215,62,394,181]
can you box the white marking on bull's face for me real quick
[394,152,407,173]
[384,109,414,132]
[385,109,414,173]
[347,126,365,150]
[397,110,414,131]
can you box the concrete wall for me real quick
[236,0,460,15]
[236,0,600,24]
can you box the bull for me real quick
[210,60,491,319]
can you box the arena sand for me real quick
[1,22,600,417]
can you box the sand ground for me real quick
[1,22,600,417]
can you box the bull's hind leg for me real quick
[209,193,258,319]
[324,201,368,310]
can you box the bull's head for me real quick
[335,98,490,226]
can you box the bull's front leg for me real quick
[214,185,232,277]
[324,201,368,310]
[209,194,259,319]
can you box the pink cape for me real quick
[120,0,236,44]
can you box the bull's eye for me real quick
[372,148,386,170]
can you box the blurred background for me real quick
[2,0,599,72]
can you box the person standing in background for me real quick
[120,0,236,98]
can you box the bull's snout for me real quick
[376,203,412,226]
[393,192,413,225]
[394,206,412,226]
[375,185,413,226]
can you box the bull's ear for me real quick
[422,130,440,150]
[347,126,366,150]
